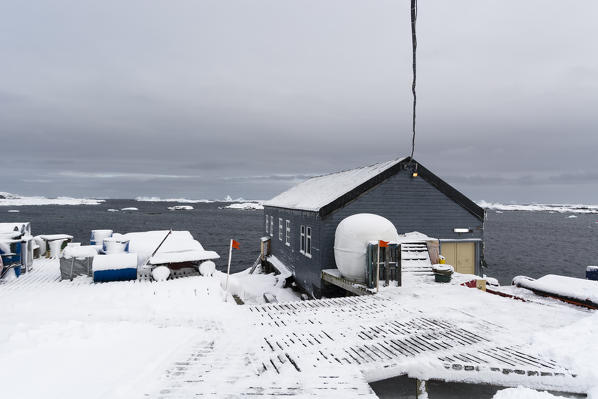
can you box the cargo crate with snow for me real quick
[262,157,485,297]
[60,245,98,280]
[92,253,138,282]
[39,234,73,258]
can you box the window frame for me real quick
[278,218,283,241]
[300,225,306,253]
[265,215,269,234]
[285,220,291,246]
[305,226,312,257]
[269,216,274,237]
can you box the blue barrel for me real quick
[587,266,598,281]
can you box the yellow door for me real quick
[440,242,476,275]
[455,242,475,275]
[441,242,457,267]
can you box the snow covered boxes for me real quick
[92,253,138,283]
[60,246,98,280]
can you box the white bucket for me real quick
[91,230,113,245]
[103,237,130,254]
[48,239,66,258]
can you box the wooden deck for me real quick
[148,294,580,397]
[245,295,579,393]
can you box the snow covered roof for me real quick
[264,157,485,220]
[264,158,406,212]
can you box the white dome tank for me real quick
[334,213,400,283]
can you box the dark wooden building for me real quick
[263,158,485,297]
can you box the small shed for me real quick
[262,157,485,297]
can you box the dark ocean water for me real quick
[3,200,597,283]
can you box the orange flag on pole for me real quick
[225,239,240,302]
[378,240,389,248]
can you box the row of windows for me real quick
[265,215,311,257]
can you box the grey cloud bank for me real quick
[1,0,596,203]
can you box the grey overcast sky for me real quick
[1,0,597,202]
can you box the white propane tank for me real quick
[334,214,399,283]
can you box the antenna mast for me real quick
[409,0,418,161]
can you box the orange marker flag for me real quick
[225,239,240,301]
[378,240,389,248]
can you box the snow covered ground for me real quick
[0,258,596,398]
[0,259,243,399]
[0,192,104,206]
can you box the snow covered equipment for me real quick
[0,222,34,273]
[60,245,98,280]
[39,234,73,258]
[92,253,138,282]
[199,261,216,277]
[432,264,454,283]
[90,229,113,246]
[513,275,598,310]
[144,230,172,266]
[125,230,219,269]
[102,237,130,254]
[151,265,170,281]
[586,266,598,281]
[334,214,399,284]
